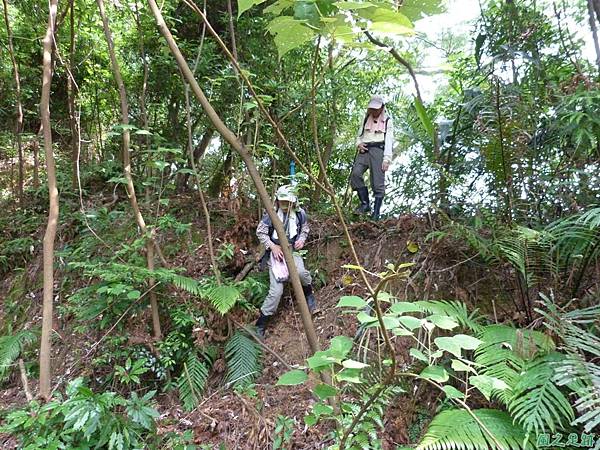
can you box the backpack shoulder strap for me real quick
[296,209,307,228]
[359,114,369,137]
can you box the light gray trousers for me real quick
[350,145,385,198]
[260,254,312,316]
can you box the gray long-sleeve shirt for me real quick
[256,208,309,250]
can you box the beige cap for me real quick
[367,95,384,109]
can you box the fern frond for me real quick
[492,226,556,287]
[416,409,532,450]
[508,352,574,434]
[0,329,38,382]
[475,325,554,403]
[538,300,600,433]
[177,352,210,411]
[225,331,261,388]
[415,300,483,332]
[208,285,242,315]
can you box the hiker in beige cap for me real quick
[351,95,394,220]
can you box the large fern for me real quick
[207,285,242,315]
[0,329,38,382]
[475,325,554,402]
[177,351,210,411]
[416,409,532,450]
[224,331,262,388]
[491,226,556,288]
[538,300,600,433]
[507,352,575,435]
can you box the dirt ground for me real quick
[0,203,542,449]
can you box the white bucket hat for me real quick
[276,185,298,203]
[367,95,385,109]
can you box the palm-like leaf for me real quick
[538,300,600,433]
[0,330,38,382]
[225,331,261,387]
[416,409,532,450]
[415,300,483,333]
[208,285,242,315]
[475,325,554,404]
[177,352,210,411]
[508,352,575,435]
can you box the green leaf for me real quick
[127,290,141,300]
[399,0,445,22]
[267,16,316,58]
[357,312,378,324]
[276,369,308,386]
[453,334,483,350]
[225,331,261,387]
[416,409,531,450]
[451,359,476,373]
[359,7,414,35]
[398,316,423,330]
[410,348,429,362]
[264,0,294,15]
[442,385,465,400]
[415,97,435,141]
[336,295,367,308]
[427,314,459,330]
[304,413,317,426]
[329,336,353,360]
[381,315,401,330]
[470,375,510,401]
[336,368,362,383]
[334,1,376,10]
[342,359,369,369]
[420,365,449,383]
[435,337,462,358]
[390,302,422,315]
[238,0,267,17]
[307,351,335,370]
[314,383,338,399]
[313,402,334,416]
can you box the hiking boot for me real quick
[354,187,371,214]
[303,285,317,314]
[255,312,270,339]
[371,196,384,221]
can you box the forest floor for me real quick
[0,196,520,449]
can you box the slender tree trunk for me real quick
[97,0,161,339]
[148,0,321,355]
[3,0,25,206]
[588,0,600,71]
[67,0,79,189]
[39,0,59,401]
[33,126,41,190]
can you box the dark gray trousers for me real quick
[350,145,385,198]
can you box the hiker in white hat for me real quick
[254,185,317,338]
[351,95,394,220]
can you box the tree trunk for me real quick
[588,0,600,71]
[148,0,321,355]
[33,126,41,190]
[97,0,161,339]
[67,0,79,190]
[39,0,59,401]
[3,0,25,206]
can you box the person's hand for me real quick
[382,160,390,172]
[271,244,284,260]
[357,143,368,153]
[294,240,305,250]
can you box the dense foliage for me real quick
[1,0,599,448]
